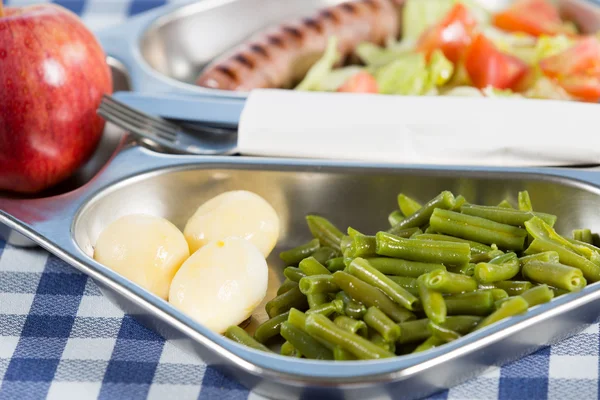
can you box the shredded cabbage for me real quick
[482,86,524,98]
[524,77,574,101]
[295,36,340,91]
[533,35,574,62]
[375,54,429,95]
[357,42,414,67]
[428,49,455,87]
[320,67,365,92]
[442,86,484,97]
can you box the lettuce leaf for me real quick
[320,66,365,92]
[428,49,455,87]
[295,36,340,91]
[357,42,415,67]
[375,53,429,95]
[402,0,491,41]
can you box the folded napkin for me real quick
[238,89,600,167]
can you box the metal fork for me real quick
[97,95,238,155]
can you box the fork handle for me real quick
[112,91,245,126]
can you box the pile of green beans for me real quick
[224,190,600,361]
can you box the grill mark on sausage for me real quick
[267,35,285,48]
[320,9,340,23]
[283,25,304,40]
[216,65,238,81]
[341,2,357,13]
[234,54,255,69]
[302,17,324,34]
[362,0,380,10]
[250,44,270,58]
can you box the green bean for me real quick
[460,204,556,227]
[526,238,600,283]
[386,275,419,296]
[365,257,446,277]
[280,322,333,360]
[474,253,520,283]
[306,215,344,251]
[305,314,395,359]
[428,321,460,342]
[347,258,419,310]
[549,286,569,297]
[279,238,320,265]
[519,251,560,265]
[225,326,271,352]
[430,209,527,251]
[340,235,352,255]
[299,257,331,276]
[334,346,357,360]
[254,312,290,343]
[494,296,512,309]
[376,231,471,266]
[307,293,329,309]
[497,199,514,209]
[387,226,423,238]
[493,280,533,296]
[413,336,445,353]
[521,284,554,307]
[525,217,600,282]
[470,249,504,264]
[311,247,339,264]
[410,229,424,239]
[522,261,586,292]
[444,291,495,316]
[277,279,298,296]
[573,229,593,244]
[423,270,478,294]
[306,300,344,317]
[475,296,529,330]
[281,341,301,357]
[416,233,493,255]
[518,190,532,212]
[335,291,367,319]
[333,271,415,323]
[397,193,422,217]
[388,191,456,233]
[452,195,467,212]
[418,274,446,324]
[364,307,402,342]
[397,316,481,344]
[283,267,306,283]
[266,286,309,318]
[397,318,430,344]
[349,233,377,258]
[489,288,509,301]
[287,308,336,351]
[326,257,346,272]
[334,315,368,337]
[298,275,339,295]
[370,332,396,353]
[389,210,405,227]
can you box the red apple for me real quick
[0,1,112,194]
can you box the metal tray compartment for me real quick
[98,0,600,97]
[4,146,600,399]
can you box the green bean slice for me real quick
[280,322,333,360]
[306,215,344,251]
[418,274,447,324]
[225,326,271,352]
[279,238,320,265]
[254,312,290,343]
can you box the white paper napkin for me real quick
[238,89,600,167]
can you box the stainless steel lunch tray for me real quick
[5,136,600,398]
[97,0,600,98]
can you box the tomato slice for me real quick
[492,0,572,37]
[337,71,379,93]
[539,36,600,79]
[557,75,600,102]
[465,34,530,90]
[416,3,478,64]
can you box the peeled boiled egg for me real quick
[169,237,268,334]
[93,214,190,300]
[183,190,280,257]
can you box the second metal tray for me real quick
[3,144,600,399]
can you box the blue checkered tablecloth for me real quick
[3,0,600,399]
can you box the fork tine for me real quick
[98,100,179,142]
[97,108,182,150]
[100,95,179,140]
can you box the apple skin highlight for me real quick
[0,3,113,193]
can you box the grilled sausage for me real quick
[195,0,402,91]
